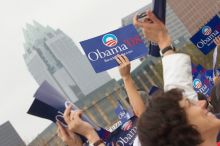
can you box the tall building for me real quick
[0,121,26,146]
[122,3,191,49]
[23,21,111,102]
[168,0,220,35]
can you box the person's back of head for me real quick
[137,89,203,146]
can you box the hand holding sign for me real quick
[63,106,99,142]
[28,81,111,143]
[214,36,220,47]
[116,54,131,81]
[134,0,166,57]
[190,15,220,55]
[133,11,171,50]
[80,24,148,73]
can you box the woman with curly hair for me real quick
[138,89,220,146]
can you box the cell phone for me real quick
[137,12,152,23]
[137,12,147,20]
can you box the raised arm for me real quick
[134,11,197,101]
[116,54,145,117]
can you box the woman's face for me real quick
[179,98,220,134]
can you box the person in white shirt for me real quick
[133,11,220,146]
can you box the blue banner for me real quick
[192,64,206,79]
[191,64,213,96]
[193,73,212,97]
[80,24,148,73]
[27,99,60,123]
[106,116,138,146]
[114,101,132,124]
[190,15,220,55]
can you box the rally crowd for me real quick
[56,11,220,146]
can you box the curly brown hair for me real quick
[137,89,203,146]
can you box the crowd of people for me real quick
[56,10,220,146]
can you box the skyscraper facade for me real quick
[23,22,111,102]
[168,0,220,35]
[0,121,26,146]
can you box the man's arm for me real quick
[116,54,145,117]
[134,11,197,101]
[162,53,198,101]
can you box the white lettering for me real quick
[88,52,99,61]
[196,30,220,48]
[117,140,124,146]
[87,44,129,61]
[116,127,137,146]
[197,42,204,48]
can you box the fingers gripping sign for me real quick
[63,104,72,124]
[116,54,131,80]
[214,36,220,48]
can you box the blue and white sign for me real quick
[193,78,203,89]
[192,64,206,79]
[190,15,220,55]
[106,116,138,146]
[80,24,148,73]
[114,101,132,124]
[28,81,111,142]
[193,74,212,97]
